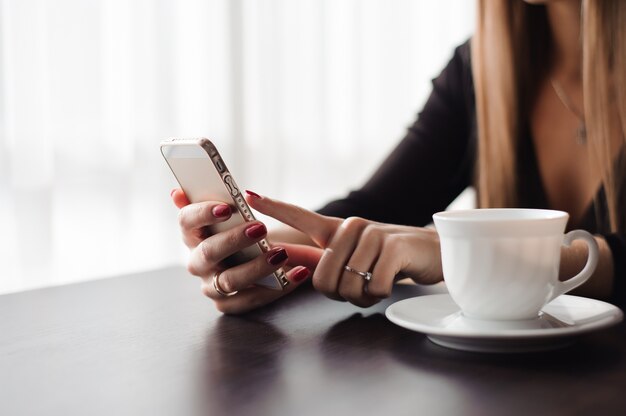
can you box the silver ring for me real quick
[344,265,372,282]
[213,272,238,297]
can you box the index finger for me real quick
[245,190,340,248]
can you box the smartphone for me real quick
[160,137,289,290]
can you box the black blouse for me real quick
[316,41,625,307]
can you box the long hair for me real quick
[472,0,626,232]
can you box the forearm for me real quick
[560,236,614,299]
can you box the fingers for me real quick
[201,266,311,314]
[279,242,324,270]
[171,188,234,247]
[187,221,268,276]
[171,188,191,208]
[170,187,316,314]
[368,241,403,299]
[339,227,383,307]
[244,191,385,307]
[211,246,290,294]
[296,218,394,307]
[178,200,232,232]
[177,200,233,248]
[312,216,369,301]
[245,190,341,248]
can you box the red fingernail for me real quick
[212,204,231,218]
[170,189,177,197]
[246,190,261,199]
[245,223,267,239]
[292,266,310,282]
[267,248,288,265]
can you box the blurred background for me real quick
[0,0,474,294]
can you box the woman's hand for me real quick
[246,191,444,308]
[171,189,322,314]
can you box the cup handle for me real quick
[551,229,599,301]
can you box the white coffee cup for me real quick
[432,209,599,321]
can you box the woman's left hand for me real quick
[246,191,444,308]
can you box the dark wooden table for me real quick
[1,267,625,416]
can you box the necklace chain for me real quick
[550,78,587,145]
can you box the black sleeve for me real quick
[604,234,626,308]
[317,41,475,227]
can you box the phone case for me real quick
[160,137,289,290]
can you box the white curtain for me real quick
[0,0,475,294]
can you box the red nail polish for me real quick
[245,223,267,239]
[212,204,231,218]
[267,248,288,265]
[170,189,177,197]
[246,190,261,199]
[292,266,310,282]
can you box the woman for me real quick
[172,0,626,314]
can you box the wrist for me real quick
[427,229,444,283]
[410,227,443,285]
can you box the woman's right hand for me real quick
[171,189,321,314]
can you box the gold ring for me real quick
[213,272,238,297]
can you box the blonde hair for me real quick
[472,0,626,232]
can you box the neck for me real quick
[546,0,582,83]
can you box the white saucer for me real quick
[385,294,623,353]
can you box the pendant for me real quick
[577,122,587,145]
